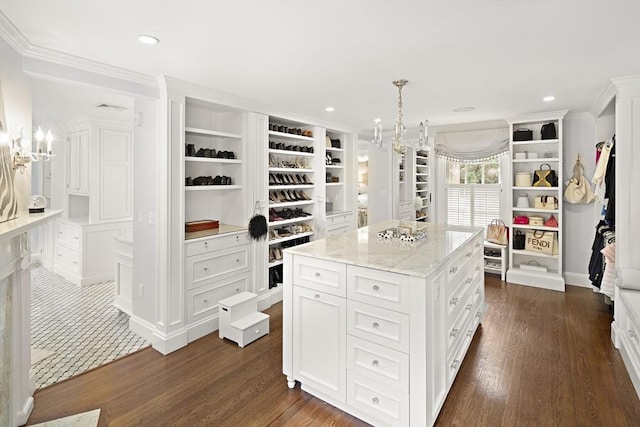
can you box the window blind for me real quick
[447,186,500,229]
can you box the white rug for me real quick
[30,409,100,427]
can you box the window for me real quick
[446,160,501,228]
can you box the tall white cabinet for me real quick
[54,118,133,286]
[506,110,567,292]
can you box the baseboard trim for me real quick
[618,334,640,400]
[15,396,34,426]
[129,315,188,355]
[564,272,593,288]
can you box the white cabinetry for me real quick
[283,223,484,426]
[67,128,90,195]
[507,110,567,292]
[414,148,432,221]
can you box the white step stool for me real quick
[218,291,269,348]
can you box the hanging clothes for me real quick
[588,220,615,289]
[604,139,616,223]
[600,242,616,298]
[593,138,613,186]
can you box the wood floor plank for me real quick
[27,276,640,426]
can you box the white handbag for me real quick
[564,155,595,204]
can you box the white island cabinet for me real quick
[282,221,485,427]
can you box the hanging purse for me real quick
[564,155,596,204]
[532,163,558,187]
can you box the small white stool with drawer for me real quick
[218,291,269,347]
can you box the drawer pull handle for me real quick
[255,329,260,334]
[372,322,380,329]
[203,299,209,304]
[450,328,460,338]
[73,236,79,240]
[235,288,240,292]
[73,261,78,264]
[466,303,473,311]
[450,297,459,306]
[371,397,379,405]
[204,242,208,247]
[475,265,481,272]
[372,285,380,292]
[465,251,472,258]
[466,277,473,284]
[467,330,474,337]
[204,267,209,271]
[475,311,482,318]
[314,272,321,278]
[236,259,240,263]
[475,242,481,248]
[629,329,636,338]
[314,294,320,299]
[452,359,460,369]
[450,266,458,274]
[372,359,379,367]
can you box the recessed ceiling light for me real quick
[453,106,475,112]
[138,34,159,45]
[543,95,556,102]
[325,107,335,112]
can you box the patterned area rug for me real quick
[30,265,149,389]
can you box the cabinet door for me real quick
[293,286,346,402]
[99,128,131,220]
[67,129,90,194]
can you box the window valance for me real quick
[435,127,509,162]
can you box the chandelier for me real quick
[0,126,55,173]
[371,79,429,154]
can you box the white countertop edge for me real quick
[0,210,63,241]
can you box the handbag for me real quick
[487,219,508,245]
[514,215,529,224]
[544,214,558,227]
[513,230,526,250]
[564,155,596,204]
[529,216,544,226]
[541,122,557,140]
[532,164,558,187]
[534,195,558,210]
[513,128,533,141]
[525,230,558,255]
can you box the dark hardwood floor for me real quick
[27,275,640,426]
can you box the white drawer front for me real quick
[327,213,352,226]
[188,246,249,289]
[55,244,80,273]
[347,335,409,392]
[293,256,347,297]
[447,270,475,324]
[347,372,409,427]
[347,266,409,313]
[347,301,409,353]
[186,275,248,324]
[56,222,81,249]
[185,232,250,257]
[625,315,640,362]
[327,224,351,237]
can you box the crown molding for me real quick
[591,80,617,118]
[0,11,157,89]
[508,109,569,124]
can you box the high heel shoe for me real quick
[269,248,276,263]
[275,247,283,261]
[302,174,313,185]
[269,192,280,203]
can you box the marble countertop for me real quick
[0,210,63,241]
[284,220,483,277]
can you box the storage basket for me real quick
[515,172,531,187]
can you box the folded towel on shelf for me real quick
[620,268,640,291]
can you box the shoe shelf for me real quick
[185,157,242,164]
[326,147,344,153]
[268,148,315,157]
[269,167,314,173]
[269,200,314,208]
[416,189,429,193]
[512,207,559,214]
[185,185,242,191]
[268,231,314,246]
[268,130,314,142]
[512,249,559,259]
[326,182,344,187]
[268,184,314,190]
[269,260,283,268]
[511,139,560,146]
[185,127,242,139]
[512,186,559,191]
[326,165,344,170]
[268,216,314,227]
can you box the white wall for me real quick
[0,38,31,213]
[563,112,598,287]
[131,98,158,324]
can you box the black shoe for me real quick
[185,177,193,186]
[193,176,208,185]
[213,175,222,185]
[196,148,207,157]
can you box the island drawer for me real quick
[55,244,80,274]
[293,256,347,297]
[346,371,409,427]
[347,300,409,353]
[347,335,409,392]
[347,266,410,313]
[185,232,250,257]
[56,222,81,249]
[186,245,249,290]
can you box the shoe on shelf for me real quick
[193,176,209,185]
[196,148,207,157]
[185,177,193,186]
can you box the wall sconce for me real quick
[0,126,55,173]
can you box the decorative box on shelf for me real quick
[185,220,219,233]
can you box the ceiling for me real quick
[2,1,639,131]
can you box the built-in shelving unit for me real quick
[415,148,431,221]
[507,110,567,292]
